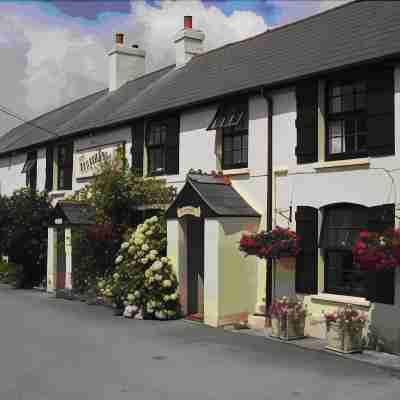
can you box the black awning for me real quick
[49,201,95,226]
[21,153,37,173]
[166,173,260,219]
[206,102,248,131]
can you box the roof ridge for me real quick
[188,0,359,61]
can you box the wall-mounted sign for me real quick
[177,206,201,218]
[75,143,122,179]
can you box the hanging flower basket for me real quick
[352,229,400,271]
[324,304,367,354]
[269,297,307,340]
[239,227,301,260]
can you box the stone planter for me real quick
[279,314,306,340]
[326,321,363,354]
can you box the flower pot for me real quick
[270,317,281,338]
[279,315,305,340]
[326,322,363,353]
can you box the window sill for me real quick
[222,168,250,176]
[312,158,370,170]
[310,293,371,308]
[49,190,73,197]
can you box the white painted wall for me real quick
[0,153,28,196]
[73,126,132,192]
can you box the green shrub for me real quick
[0,260,23,288]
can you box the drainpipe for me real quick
[261,88,273,325]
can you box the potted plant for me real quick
[239,226,300,260]
[324,304,367,354]
[269,297,307,340]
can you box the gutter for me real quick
[261,88,273,324]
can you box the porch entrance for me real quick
[186,216,204,321]
[56,228,66,289]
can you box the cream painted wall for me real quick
[218,217,259,323]
[204,219,219,326]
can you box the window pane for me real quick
[345,119,356,134]
[355,92,365,109]
[242,133,248,149]
[330,137,342,154]
[233,135,242,150]
[242,148,248,164]
[355,82,365,92]
[357,118,367,133]
[357,133,367,152]
[224,136,232,151]
[233,150,241,164]
[329,97,341,113]
[345,135,355,153]
[224,151,232,167]
[342,94,354,112]
[330,85,341,96]
[342,84,353,95]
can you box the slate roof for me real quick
[51,201,95,226]
[2,1,400,155]
[166,173,260,218]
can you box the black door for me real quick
[186,216,204,317]
[56,228,66,289]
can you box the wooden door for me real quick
[186,217,204,319]
[56,228,66,289]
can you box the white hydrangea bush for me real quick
[98,216,180,320]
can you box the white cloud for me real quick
[0,0,268,136]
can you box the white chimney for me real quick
[108,33,146,92]
[174,16,205,67]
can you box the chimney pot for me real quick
[115,32,124,45]
[184,16,192,29]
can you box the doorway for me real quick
[186,216,204,320]
[56,228,66,289]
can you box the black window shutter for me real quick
[165,117,180,175]
[366,204,395,305]
[295,80,318,164]
[367,67,394,157]
[45,145,54,191]
[295,206,318,294]
[64,142,74,190]
[131,120,144,175]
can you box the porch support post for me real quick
[46,227,57,293]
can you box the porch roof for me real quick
[166,173,260,219]
[50,201,95,226]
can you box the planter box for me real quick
[279,315,305,340]
[270,317,281,338]
[326,322,363,354]
[269,315,305,340]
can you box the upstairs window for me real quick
[207,101,248,170]
[57,142,73,190]
[146,117,179,176]
[22,150,37,190]
[326,80,367,160]
[147,123,167,176]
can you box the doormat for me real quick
[185,313,204,322]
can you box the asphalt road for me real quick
[1,286,400,400]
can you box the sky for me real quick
[0,0,352,136]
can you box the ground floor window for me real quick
[320,204,368,297]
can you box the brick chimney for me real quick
[108,33,146,92]
[174,16,205,67]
